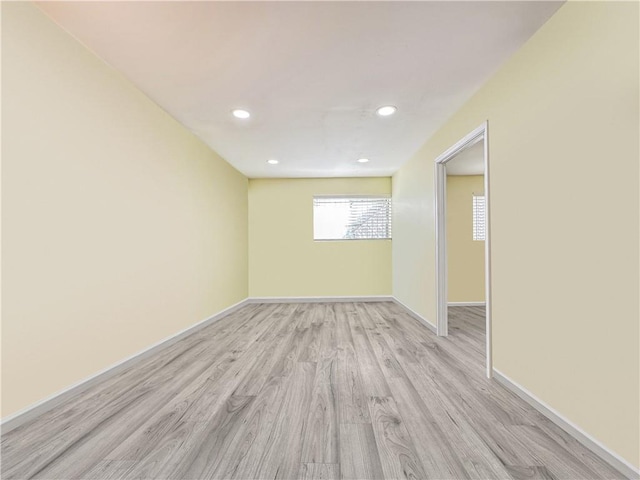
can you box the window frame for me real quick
[312,194,392,242]
[472,193,486,242]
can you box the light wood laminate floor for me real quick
[1,303,624,479]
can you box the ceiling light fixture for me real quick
[376,105,397,116]
[232,109,251,119]
[267,159,279,165]
[357,158,369,163]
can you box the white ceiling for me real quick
[38,1,562,178]
[447,140,484,176]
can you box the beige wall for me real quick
[249,178,391,297]
[447,175,485,303]
[393,2,639,469]
[2,3,248,417]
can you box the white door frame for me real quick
[434,121,493,378]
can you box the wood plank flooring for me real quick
[1,303,625,479]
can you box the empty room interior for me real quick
[2,1,639,479]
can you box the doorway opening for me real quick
[434,122,492,378]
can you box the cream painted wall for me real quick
[393,2,639,469]
[249,178,391,297]
[447,175,485,303]
[2,3,248,417]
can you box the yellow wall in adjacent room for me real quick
[2,3,248,417]
[393,2,639,469]
[447,175,485,303]
[249,178,391,298]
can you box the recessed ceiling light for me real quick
[267,159,279,165]
[376,105,397,116]
[232,109,251,119]
[357,158,369,163]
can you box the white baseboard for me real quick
[248,296,394,304]
[0,298,252,435]
[493,369,639,480]
[391,297,437,333]
[448,301,486,307]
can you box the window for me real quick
[473,194,486,241]
[313,196,392,240]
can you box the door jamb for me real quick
[434,121,493,378]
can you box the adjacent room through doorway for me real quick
[434,125,491,375]
[446,142,487,361]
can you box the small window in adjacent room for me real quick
[313,196,392,240]
[473,194,486,241]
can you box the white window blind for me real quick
[473,194,486,241]
[313,196,392,240]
